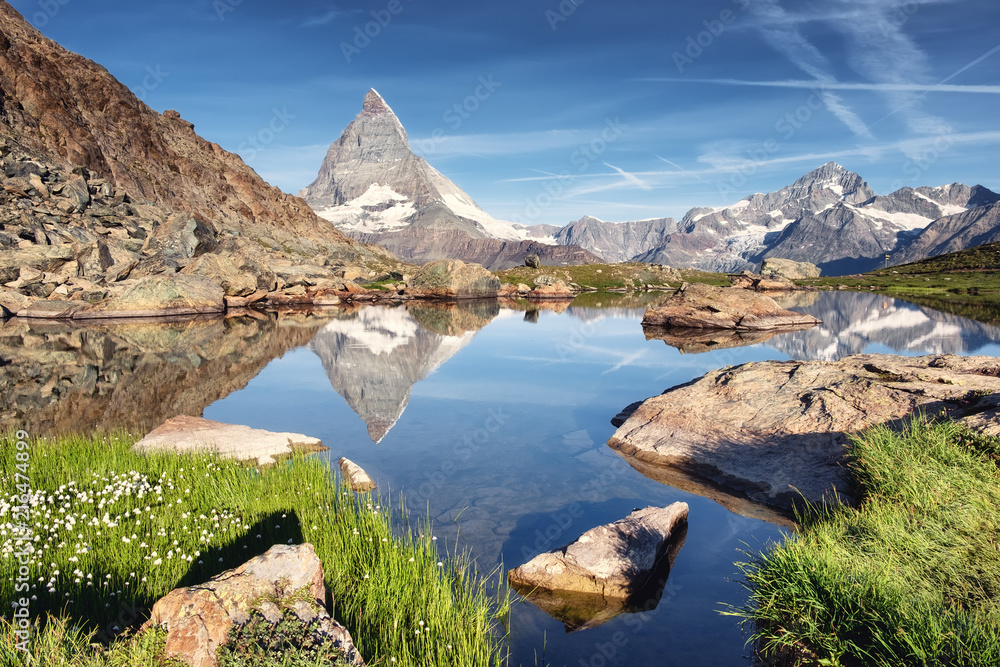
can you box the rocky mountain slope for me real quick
[0,1,392,315]
[544,164,999,275]
[299,90,600,270]
[544,216,678,264]
[892,200,1000,264]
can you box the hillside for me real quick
[0,1,394,316]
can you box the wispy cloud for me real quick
[301,8,344,28]
[827,0,952,139]
[499,131,1000,193]
[411,129,591,158]
[639,78,1000,95]
[604,163,652,190]
[747,0,874,139]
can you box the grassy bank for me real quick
[796,242,1000,323]
[0,433,510,666]
[733,417,1000,666]
[496,262,729,291]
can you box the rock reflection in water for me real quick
[0,313,330,435]
[642,324,817,355]
[510,525,687,633]
[309,301,499,443]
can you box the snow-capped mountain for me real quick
[557,163,999,275]
[299,90,599,270]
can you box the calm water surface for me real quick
[5,290,1000,665]
[201,292,1000,667]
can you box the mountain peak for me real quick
[798,161,851,183]
[363,88,393,116]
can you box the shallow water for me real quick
[4,290,1000,665]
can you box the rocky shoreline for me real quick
[608,353,1000,522]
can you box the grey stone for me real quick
[338,457,376,492]
[508,503,688,599]
[60,174,90,212]
[76,274,224,319]
[180,253,257,297]
[405,259,499,299]
[760,257,821,279]
[143,544,365,667]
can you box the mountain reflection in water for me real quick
[310,301,500,443]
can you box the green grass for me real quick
[791,242,1000,327]
[731,417,1000,666]
[0,432,510,666]
[881,242,1000,274]
[495,262,729,291]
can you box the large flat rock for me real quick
[134,415,326,465]
[641,282,820,331]
[608,354,1000,519]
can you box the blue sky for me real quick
[10,0,1000,225]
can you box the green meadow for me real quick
[0,432,510,666]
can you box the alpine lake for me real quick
[4,288,1000,666]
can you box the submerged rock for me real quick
[143,544,364,667]
[508,503,688,601]
[134,415,326,465]
[338,457,376,492]
[608,354,1000,519]
[641,283,820,331]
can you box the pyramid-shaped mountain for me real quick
[300,90,600,270]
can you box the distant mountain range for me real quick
[526,163,1000,275]
[301,92,1000,276]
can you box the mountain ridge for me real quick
[567,162,999,275]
